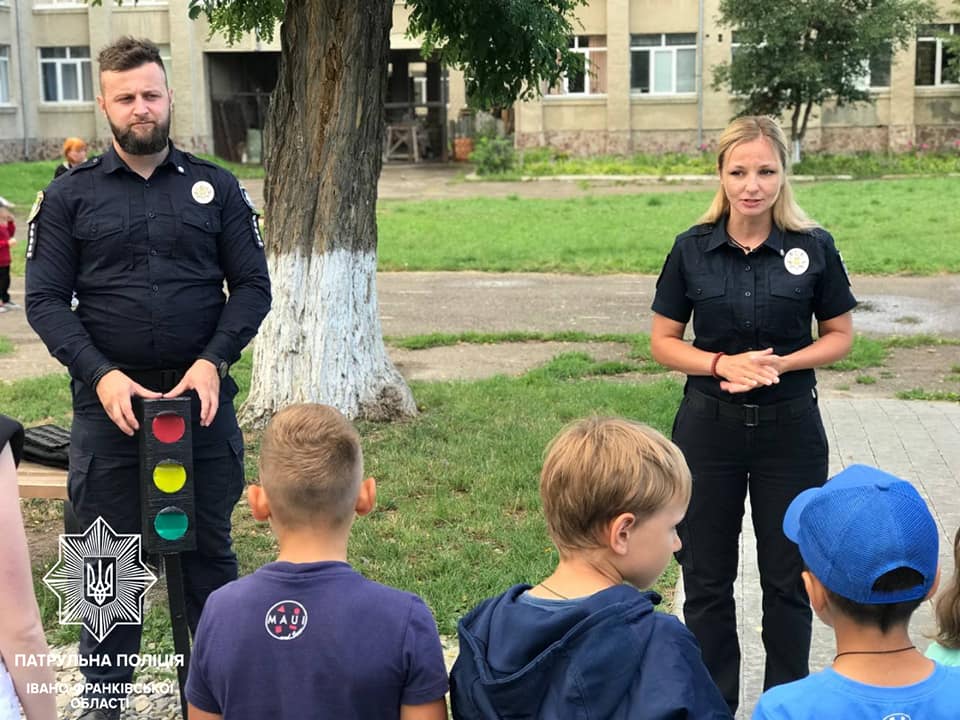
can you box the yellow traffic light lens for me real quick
[153,462,186,493]
[155,507,189,541]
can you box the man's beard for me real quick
[111,116,170,155]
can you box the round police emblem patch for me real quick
[784,247,809,276]
[191,180,215,205]
[264,600,308,640]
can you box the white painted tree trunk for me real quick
[241,248,415,425]
[238,0,416,425]
[792,138,802,164]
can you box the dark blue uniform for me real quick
[25,143,271,695]
[652,218,856,711]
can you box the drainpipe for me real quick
[696,0,704,148]
[13,0,30,159]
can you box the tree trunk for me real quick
[240,0,417,425]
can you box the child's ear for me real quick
[802,570,833,626]
[247,483,271,521]
[607,513,636,555]
[355,477,377,517]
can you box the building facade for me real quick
[515,0,960,154]
[1,0,957,161]
[0,0,466,162]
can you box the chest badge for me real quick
[191,181,215,205]
[784,248,810,276]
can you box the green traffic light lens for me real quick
[154,507,189,540]
[153,462,187,493]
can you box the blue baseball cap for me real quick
[783,464,938,604]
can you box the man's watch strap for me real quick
[200,355,229,379]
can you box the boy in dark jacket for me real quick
[450,417,731,719]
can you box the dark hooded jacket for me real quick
[450,584,731,720]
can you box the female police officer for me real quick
[650,116,855,713]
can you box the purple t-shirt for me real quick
[186,560,449,718]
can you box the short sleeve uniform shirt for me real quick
[652,218,856,403]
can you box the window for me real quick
[916,24,959,86]
[855,43,892,89]
[0,46,9,103]
[631,33,696,94]
[550,35,607,95]
[40,46,93,102]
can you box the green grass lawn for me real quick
[18,352,683,643]
[376,176,960,275]
[3,159,960,276]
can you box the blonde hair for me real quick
[540,417,691,552]
[258,403,363,529]
[62,137,87,160]
[934,527,960,649]
[698,116,817,232]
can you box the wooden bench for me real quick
[18,461,69,501]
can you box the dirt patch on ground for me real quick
[391,340,960,401]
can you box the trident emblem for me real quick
[84,558,116,606]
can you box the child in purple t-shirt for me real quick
[186,404,449,720]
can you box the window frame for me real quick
[39,46,93,103]
[916,24,959,87]
[0,46,10,104]
[630,33,697,96]
[554,35,607,97]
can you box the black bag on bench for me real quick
[23,424,71,470]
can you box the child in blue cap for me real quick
[753,464,960,718]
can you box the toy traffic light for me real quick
[135,397,196,554]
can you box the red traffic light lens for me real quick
[152,413,186,444]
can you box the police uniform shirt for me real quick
[25,144,271,389]
[652,217,857,403]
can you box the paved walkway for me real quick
[706,398,960,718]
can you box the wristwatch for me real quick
[200,355,229,379]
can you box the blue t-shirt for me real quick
[752,664,960,719]
[186,560,449,718]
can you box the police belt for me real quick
[684,386,816,428]
[121,367,189,394]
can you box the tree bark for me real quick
[240,0,417,425]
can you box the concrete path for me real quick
[704,398,960,718]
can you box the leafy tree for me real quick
[944,1,960,83]
[713,0,937,161]
[174,0,587,423]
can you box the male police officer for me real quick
[25,37,270,719]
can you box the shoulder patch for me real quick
[25,191,43,260]
[239,183,258,214]
[837,251,851,286]
[27,190,44,223]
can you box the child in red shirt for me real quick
[0,196,16,312]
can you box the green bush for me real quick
[794,149,960,177]
[469,136,517,176]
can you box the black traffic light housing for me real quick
[135,397,196,554]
